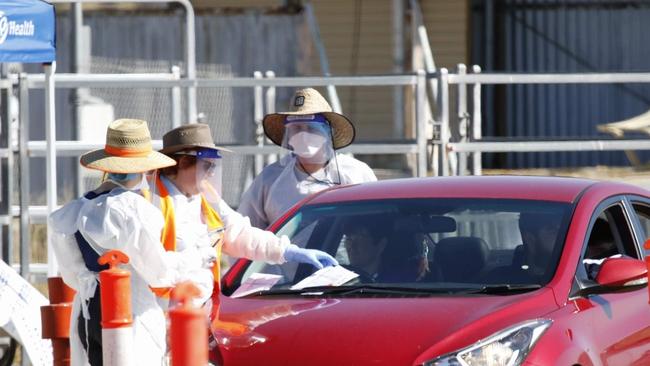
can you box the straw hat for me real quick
[80,119,176,173]
[159,123,232,155]
[263,88,356,150]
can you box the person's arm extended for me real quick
[222,200,287,263]
[220,200,337,269]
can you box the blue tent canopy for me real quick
[0,0,55,63]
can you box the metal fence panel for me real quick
[472,0,650,168]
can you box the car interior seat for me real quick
[433,236,489,283]
[585,218,618,260]
[377,230,429,283]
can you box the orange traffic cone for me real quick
[98,250,134,366]
[169,282,208,366]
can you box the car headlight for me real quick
[423,319,552,366]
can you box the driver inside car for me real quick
[341,217,429,283]
[342,222,388,281]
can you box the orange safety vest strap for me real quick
[151,175,225,298]
[202,196,224,292]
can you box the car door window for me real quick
[583,204,638,279]
[631,203,650,244]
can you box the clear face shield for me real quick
[195,148,224,206]
[279,114,341,185]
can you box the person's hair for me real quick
[159,149,199,177]
[342,215,392,244]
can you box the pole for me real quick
[415,70,426,177]
[437,68,449,176]
[44,62,58,277]
[72,3,84,198]
[457,64,468,176]
[253,71,264,175]
[471,65,483,175]
[183,0,197,123]
[171,65,182,128]
[265,71,277,165]
[98,250,134,366]
[170,282,207,366]
[18,74,30,278]
[392,0,405,138]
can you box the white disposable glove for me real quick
[198,245,218,268]
[283,244,338,269]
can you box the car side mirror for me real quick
[594,257,647,288]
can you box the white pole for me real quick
[44,62,58,277]
[472,65,482,175]
[253,71,264,175]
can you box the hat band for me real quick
[175,148,222,159]
[105,144,152,157]
[284,114,329,124]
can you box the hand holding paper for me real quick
[290,266,358,290]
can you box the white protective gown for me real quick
[238,154,377,229]
[49,187,206,366]
[157,176,291,304]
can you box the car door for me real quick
[571,197,650,365]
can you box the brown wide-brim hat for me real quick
[159,123,232,155]
[80,119,176,173]
[263,88,356,150]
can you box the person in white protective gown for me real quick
[49,119,217,366]
[150,123,339,307]
[238,88,377,229]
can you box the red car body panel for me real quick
[307,176,595,204]
[215,176,650,365]
[216,289,559,366]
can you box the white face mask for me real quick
[289,131,327,158]
[106,172,149,191]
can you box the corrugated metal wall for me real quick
[306,0,395,141]
[308,0,469,142]
[421,0,469,69]
[472,0,650,168]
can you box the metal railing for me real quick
[8,65,650,276]
[438,65,650,176]
[0,71,430,228]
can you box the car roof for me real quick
[306,175,647,205]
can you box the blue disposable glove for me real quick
[283,244,338,269]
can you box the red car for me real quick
[210,176,650,366]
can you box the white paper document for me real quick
[231,273,284,298]
[290,265,359,290]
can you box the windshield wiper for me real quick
[241,285,477,297]
[459,284,542,295]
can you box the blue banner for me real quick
[0,0,55,63]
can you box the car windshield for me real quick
[228,198,572,296]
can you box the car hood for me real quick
[212,288,558,366]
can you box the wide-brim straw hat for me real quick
[263,88,356,150]
[159,123,232,155]
[80,119,176,173]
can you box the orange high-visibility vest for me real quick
[148,176,224,297]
